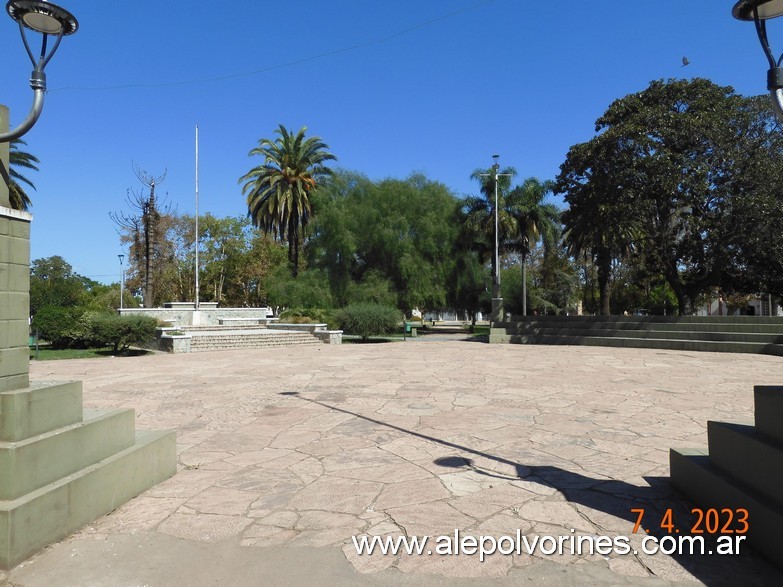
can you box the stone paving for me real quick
[4,336,783,585]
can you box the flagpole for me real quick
[195,125,200,311]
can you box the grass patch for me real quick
[30,345,152,360]
[468,325,490,337]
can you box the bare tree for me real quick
[111,166,171,308]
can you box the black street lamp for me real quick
[0,0,78,143]
[733,0,783,118]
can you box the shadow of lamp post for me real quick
[668,1,783,571]
[0,1,176,571]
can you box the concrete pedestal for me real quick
[671,385,783,569]
[0,137,177,569]
[490,297,504,325]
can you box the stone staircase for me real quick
[489,316,783,356]
[0,380,176,569]
[187,328,323,352]
[671,385,783,568]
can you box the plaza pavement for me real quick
[4,333,783,586]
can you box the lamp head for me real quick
[733,0,783,21]
[6,0,78,35]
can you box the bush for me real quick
[31,308,157,352]
[85,313,158,353]
[336,303,401,340]
[32,306,88,348]
[279,308,338,330]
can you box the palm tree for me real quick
[507,178,561,315]
[464,165,517,286]
[562,194,636,316]
[8,139,39,211]
[240,125,336,277]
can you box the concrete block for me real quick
[670,448,783,569]
[0,347,28,380]
[707,421,783,508]
[755,386,783,444]
[0,408,136,500]
[0,375,28,395]
[0,428,176,570]
[0,320,28,349]
[0,381,83,442]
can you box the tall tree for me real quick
[240,125,336,278]
[308,171,460,312]
[8,139,39,211]
[111,168,171,308]
[555,79,783,314]
[506,178,560,315]
[558,137,639,316]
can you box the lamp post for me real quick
[1,0,78,394]
[118,253,125,311]
[0,0,78,147]
[481,154,513,324]
[733,0,783,118]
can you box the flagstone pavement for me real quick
[4,337,783,586]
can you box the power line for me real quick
[49,0,495,93]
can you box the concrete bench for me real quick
[404,322,425,338]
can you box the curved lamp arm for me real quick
[0,88,45,143]
[734,1,783,119]
[0,18,67,144]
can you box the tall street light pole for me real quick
[1,0,77,392]
[118,253,125,311]
[485,154,512,324]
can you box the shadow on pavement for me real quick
[281,391,781,586]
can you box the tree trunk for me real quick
[597,250,611,316]
[521,254,527,317]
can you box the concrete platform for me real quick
[4,341,783,585]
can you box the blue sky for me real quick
[0,0,773,284]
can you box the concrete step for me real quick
[706,421,783,509]
[0,429,176,570]
[755,386,783,444]
[188,331,321,352]
[670,448,783,569]
[500,327,783,344]
[489,332,783,356]
[183,324,270,333]
[0,408,136,500]
[499,316,783,326]
[497,320,783,335]
[0,381,83,442]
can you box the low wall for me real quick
[313,330,343,344]
[121,306,273,326]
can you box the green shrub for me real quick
[279,307,338,330]
[32,306,88,348]
[85,314,158,353]
[336,303,401,340]
[345,270,398,307]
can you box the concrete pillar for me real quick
[0,106,176,571]
[0,104,31,392]
[1,105,9,208]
